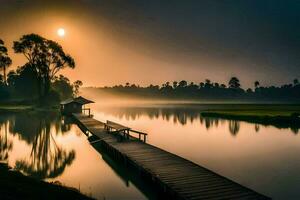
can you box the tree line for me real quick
[0,34,81,105]
[94,77,300,102]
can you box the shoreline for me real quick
[201,111,300,130]
[0,105,59,113]
[0,163,93,200]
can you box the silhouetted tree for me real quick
[246,88,253,93]
[220,84,226,88]
[178,80,187,88]
[199,82,204,88]
[173,81,178,89]
[73,80,83,97]
[228,77,241,89]
[293,78,299,86]
[204,79,212,88]
[8,65,39,98]
[0,39,12,85]
[254,81,260,88]
[13,34,75,100]
[52,75,73,100]
[91,77,300,102]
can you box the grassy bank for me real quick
[0,163,93,200]
[201,109,300,130]
[0,105,33,112]
[0,104,59,113]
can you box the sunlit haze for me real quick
[0,0,299,88]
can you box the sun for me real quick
[57,28,65,37]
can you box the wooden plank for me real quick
[72,114,271,200]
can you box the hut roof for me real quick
[60,96,94,105]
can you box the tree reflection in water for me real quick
[0,112,75,179]
[98,106,299,136]
[228,120,240,136]
[0,117,13,162]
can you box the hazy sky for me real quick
[0,0,299,88]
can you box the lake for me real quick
[0,104,299,200]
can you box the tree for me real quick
[220,84,226,88]
[228,77,241,89]
[246,88,253,93]
[254,81,260,88]
[204,79,212,88]
[178,80,187,88]
[73,80,83,97]
[199,82,204,88]
[293,78,299,86]
[13,34,75,100]
[52,75,73,100]
[10,65,39,98]
[214,83,220,88]
[0,39,12,85]
[172,81,178,89]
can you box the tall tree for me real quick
[13,34,75,99]
[0,39,12,85]
[228,77,241,89]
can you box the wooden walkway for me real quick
[73,113,270,200]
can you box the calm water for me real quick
[0,104,299,199]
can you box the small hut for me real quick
[60,96,94,115]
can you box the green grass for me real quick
[0,105,33,113]
[201,105,300,130]
[202,104,300,117]
[0,105,60,113]
[203,110,299,117]
[0,105,33,110]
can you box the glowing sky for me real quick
[0,0,299,88]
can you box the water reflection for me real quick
[0,112,150,199]
[0,112,75,179]
[0,120,13,161]
[96,106,299,135]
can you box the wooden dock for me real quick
[73,113,270,200]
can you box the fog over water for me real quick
[0,100,299,199]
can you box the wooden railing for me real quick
[105,120,147,142]
[129,129,148,143]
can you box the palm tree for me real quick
[0,39,12,85]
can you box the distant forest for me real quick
[86,78,300,102]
